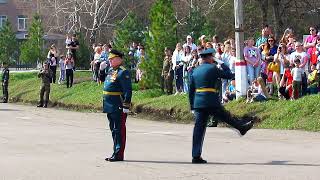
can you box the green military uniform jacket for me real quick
[103,66,132,113]
[38,69,53,85]
[189,62,234,110]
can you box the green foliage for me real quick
[113,12,145,68]
[75,32,91,69]
[19,14,45,64]
[186,6,215,43]
[140,0,177,89]
[0,21,18,65]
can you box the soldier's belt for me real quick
[103,91,122,95]
[196,88,218,93]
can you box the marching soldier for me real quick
[103,49,132,162]
[37,63,53,108]
[1,62,9,103]
[189,48,254,164]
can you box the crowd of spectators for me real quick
[87,25,320,104]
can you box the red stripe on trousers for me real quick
[119,112,127,159]
[235,61,247,66]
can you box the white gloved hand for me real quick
[191,110,195,114]
[123,108,130,113]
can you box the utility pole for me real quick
[234,0,247,98]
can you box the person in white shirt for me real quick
[291,58,303,99]
[183,35,197,51]
[172,43,184,95]
[182,46,192,93]
[290,42,308,96]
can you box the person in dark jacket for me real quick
[1,62,9,103]
[37,63,53,108]
[188,48,254,164]
[103,49,132,162]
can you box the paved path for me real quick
[0,103,319,180]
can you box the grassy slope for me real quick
[6,71,320,131]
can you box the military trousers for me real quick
[107,110,127,159]
[39,84,50,105]
[192,106,243,158]
[2,82,8,102]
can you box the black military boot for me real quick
[192,157,207,164]
[237,120,253,136]
[37,103,43,107]
[43,102,48,108]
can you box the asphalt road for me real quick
[0,103,319,180]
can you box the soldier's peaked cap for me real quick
[109,49,124,59]
[199,48,216,57]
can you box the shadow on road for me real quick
[0,108,20,112]
[125,160,320,167]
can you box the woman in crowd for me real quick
[65,52,74,88]
[182,46,192,93]
[274,44,290,90]
[244,37,261,84]
[220,41,232,98]
[172,43,184,95]
[47,44,59,83]
[248,77,270,103]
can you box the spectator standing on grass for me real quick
[304,26,318,59]
[37,63,53,108]
[65,53,75,88]
[172,43,184,95]
[162,48,174,95]
[90,43,97,81]
[93,44,103,83]
[58,55,66,84]
[182,46,192,93]
[291,58,303,99]
[1,62,9,103]
[290,42,308,96]
[244,37,261,84]
[221,41,232,99]
[47,44,58,84]
[67,34,79,70]
[256,26,269,49]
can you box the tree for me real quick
[113,11,145,67]
[139,0,177,89]
[186,6,215,43]
[75,32,91,69]
[0,21,18,64]
[20,14,45,65]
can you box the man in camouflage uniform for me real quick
[37,63,53,108]
[1,62,9,103]
[161,48,174,95]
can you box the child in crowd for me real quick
[291,58,303,99]
[65,34,72,54]
[250,77,270,102]
[246,79,259,103]
[307,64,318,94]
[58,55,66,84]
[223,80,236,103]
[279,61,293,100]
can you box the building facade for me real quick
[0,0,38,39]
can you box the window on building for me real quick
[0,0,7,4]
[18,15,28,31]
[0,15,7,28]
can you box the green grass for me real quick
[5,71,320,131]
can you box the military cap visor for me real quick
[109,53,120,59]
[109,49,124,59]
[199,48,216,57]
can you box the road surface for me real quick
[0,103,319,180]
